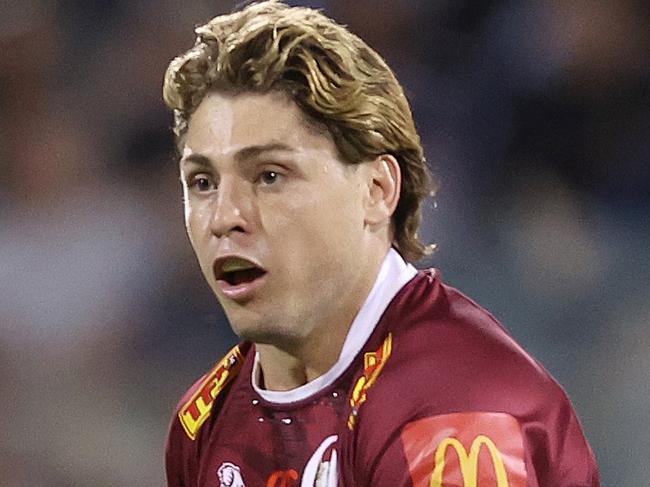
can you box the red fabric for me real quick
[165,270,599,486]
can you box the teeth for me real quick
[221,257,256,274]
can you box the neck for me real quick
[255,337,344,391]
[255,245,389,392]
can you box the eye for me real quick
[259,170,280,185]
[188,174,216,192]
[196,177,211,191]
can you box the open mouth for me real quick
[215,257,267,286]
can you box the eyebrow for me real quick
[180,142,296,168]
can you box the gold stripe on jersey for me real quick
[179,345,244,440]
[347,333,393,430]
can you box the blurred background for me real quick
[1,0,648,484]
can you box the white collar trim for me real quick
[251,248,417,404]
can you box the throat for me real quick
[256,359,309,392]
[255,343,336,392]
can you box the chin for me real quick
[233,322,304,350]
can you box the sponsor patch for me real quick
[400,412,527,486]
[179,345,244,440]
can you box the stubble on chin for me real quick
[232,320,305,353]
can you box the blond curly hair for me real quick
[163,0,435,262]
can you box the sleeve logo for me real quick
[431,435,508,487]
[179,345,244,440]
[400,412,527,487]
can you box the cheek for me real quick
[184,208,214,279]
[319,185,365,231]
[183,199,210,250]
[183,187,211,227]
[267,191,361,254]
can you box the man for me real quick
[162,1,599,485]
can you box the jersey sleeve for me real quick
[164,343,248,486]
[165,373,209,487]
[355,402,599,486]
[165,410,197,487]
[348,274,600,486]
[520,392,600,486]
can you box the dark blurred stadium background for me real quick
[1,0,648,485]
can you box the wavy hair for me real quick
[163,0,435,261]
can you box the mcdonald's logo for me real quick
[401,412,527,487]
[430,435,508,487]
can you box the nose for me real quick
[209,177,249,238]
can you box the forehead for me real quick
[183,91,336,159]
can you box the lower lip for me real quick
[216,273,267,302]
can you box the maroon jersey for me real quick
[166,255,599,486]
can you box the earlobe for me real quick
[364,155,401,226]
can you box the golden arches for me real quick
[430,435,509,487]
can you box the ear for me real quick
[363,154,401,226]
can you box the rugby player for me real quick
[162,1,599,485]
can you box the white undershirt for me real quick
[251,248,418,404]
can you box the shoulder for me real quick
[373,270,563,415]
[348,271,599,486]
[165,343,253,485]
[172,342,251,440]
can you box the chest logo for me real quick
[179,345,244,440]
[347,333,393,429]
[217,462,246,487]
